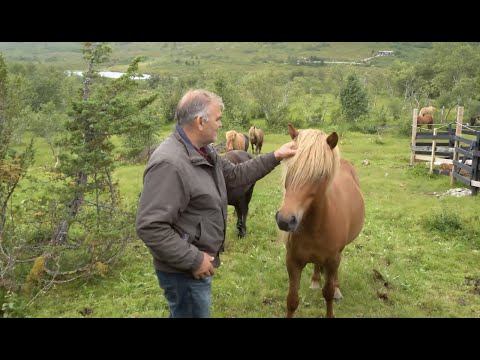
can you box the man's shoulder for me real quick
[148,135,187,165]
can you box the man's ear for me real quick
[196,116,204,129]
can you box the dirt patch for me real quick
[465,276,480,295]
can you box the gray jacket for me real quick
[136,129,280,274]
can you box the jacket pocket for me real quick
[193,221,202,245]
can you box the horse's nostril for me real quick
[290,215,297,226]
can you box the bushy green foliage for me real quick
[1,290,27,318]
[119,107,161,163]
[206,70,249,131]
[339,74,369,123]
[406,163,430,177]
[352,109,383,134]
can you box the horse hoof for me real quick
[309,280,320,289]
[334,288,343,301]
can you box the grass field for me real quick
[10,125,479,318]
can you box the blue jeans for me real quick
[155,270,212,318]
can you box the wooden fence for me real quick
[410,106,480,195]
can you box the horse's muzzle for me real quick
[275,211,298,232]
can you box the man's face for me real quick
[202,102,222,145]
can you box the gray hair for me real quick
[175,89,224,127]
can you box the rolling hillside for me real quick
[0,42,432,74]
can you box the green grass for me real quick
[7,128,480,318]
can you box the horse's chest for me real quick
[289,234,339,263]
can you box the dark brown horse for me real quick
[224,150,255,238]
[417,114,433,130]
[275,123,365,318]
[248,126,264,154]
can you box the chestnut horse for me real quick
[419,106,435,117]
[224,150,255,238]
[248,126,264,154]
[275,123,365,318]
[225,130,249,152]
[417,114,433,130]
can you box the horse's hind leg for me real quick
[286,254,305,318]
[310,263,323,289]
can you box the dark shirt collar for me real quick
[175,124,212,163]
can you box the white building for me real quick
[377,51,394,56]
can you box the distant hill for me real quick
[0,42,433,75]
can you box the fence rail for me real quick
[410,106,480,195]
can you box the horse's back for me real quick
[224,149,252,164]
[419,106,435,117]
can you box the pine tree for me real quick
[339,74,369,123]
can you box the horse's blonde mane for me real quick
[282,129,340,189]
[226,130,246,151]
[226,130,236,142]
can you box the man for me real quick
[136,89,296,318]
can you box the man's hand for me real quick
[274,141,297,161]
[192,252,215,279]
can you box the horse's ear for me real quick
[326,132,338,150]
[288,123,299,140]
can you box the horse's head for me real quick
[225,130,236,152]
[249,126,256,142]
[275,123,340,232]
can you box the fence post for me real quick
[450,106,464,186]
[429,128,437,174]
[471,131,480,196]
[410,109,418,166]
[447,123,453,154]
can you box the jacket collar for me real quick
[175,124,215,165]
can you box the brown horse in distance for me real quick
[419,106,435,117]
[248,126,264,154]
[275,123,365,318]
[417,114,433,130]
[225,130,249,152]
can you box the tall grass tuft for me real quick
[426,209,463,232]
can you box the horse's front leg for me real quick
[286,253,305,318]
[323,258,341,318]
[234,205,246,238]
